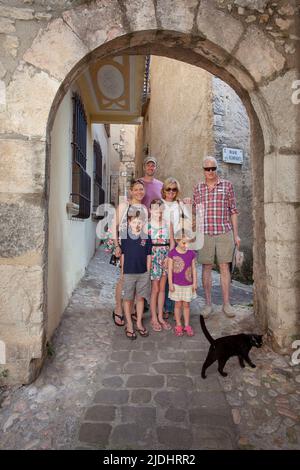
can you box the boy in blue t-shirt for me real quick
[121,210,152,340]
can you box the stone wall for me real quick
[110,124,137,201]
[212,77,252,280]
[136,56,215,197]
[0,0,299,383]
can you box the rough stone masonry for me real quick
[0,0,299,384]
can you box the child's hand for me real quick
[163,258,168,269]
[169,284,175,292]
[115,246,121,257]
[183,197,192,205]
[192,283,197,292]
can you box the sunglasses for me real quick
[203,167,217,172]
[131,178,145,187]
[166,187,178,192]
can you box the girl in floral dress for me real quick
[149,199,174,331]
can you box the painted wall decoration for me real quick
[78,55,146,124]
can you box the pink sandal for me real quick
[174,325,184,337]
[184,325,194,337]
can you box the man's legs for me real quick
[219,263,235,317]
[202,264,213,305]
[202,264,214,318]
[198,235,215,318]
[217,232,235,317]
[219,263,231,305]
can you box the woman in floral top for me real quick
[149,199,174,331]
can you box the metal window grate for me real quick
[70,93,91,219]
[93,140,105,213]
[93,140,103,187]
[71,163,91,219]
[71,93,87,170]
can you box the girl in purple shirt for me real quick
[168,230,197,336]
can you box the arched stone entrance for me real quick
[0,0,299,384]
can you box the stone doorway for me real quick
[0,1,299,384]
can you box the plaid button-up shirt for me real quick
[193,178,238,235]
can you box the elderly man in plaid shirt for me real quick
[193,156,241,318]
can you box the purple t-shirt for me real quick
[141,178,163,211]
[168,248,196,286]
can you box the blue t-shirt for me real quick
[121,230,152,274]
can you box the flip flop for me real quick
[125,328,137,340]
[136,327,149,337]
[150,320,162,332]
[159,319,172,331]
[112,311,125,327]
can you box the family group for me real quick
[106,154,240,341]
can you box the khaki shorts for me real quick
[123,272,150,301]
[198,231,234,265]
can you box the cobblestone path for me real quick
[0,248,299,450]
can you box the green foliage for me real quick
[46,341,55,357]
[0,368,9,379]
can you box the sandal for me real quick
[184,325,195,337]
[125,328,137,340]
[112,311,125,327]
[174,325,184,337]
[150,320,162,332]
[158,319,172,331]
[136,327,149,337]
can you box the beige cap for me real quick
[143,155,157,166]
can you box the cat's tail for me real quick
[200,315,215,345]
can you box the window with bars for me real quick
[71,93,91,219]
[93,140,105,213]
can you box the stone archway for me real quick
[0,0,299,384]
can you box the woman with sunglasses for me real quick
[161,178,192,320]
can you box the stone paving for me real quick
[0,247,299,450]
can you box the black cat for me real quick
[200,315,263,378]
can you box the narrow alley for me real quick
[0,247,299,450]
